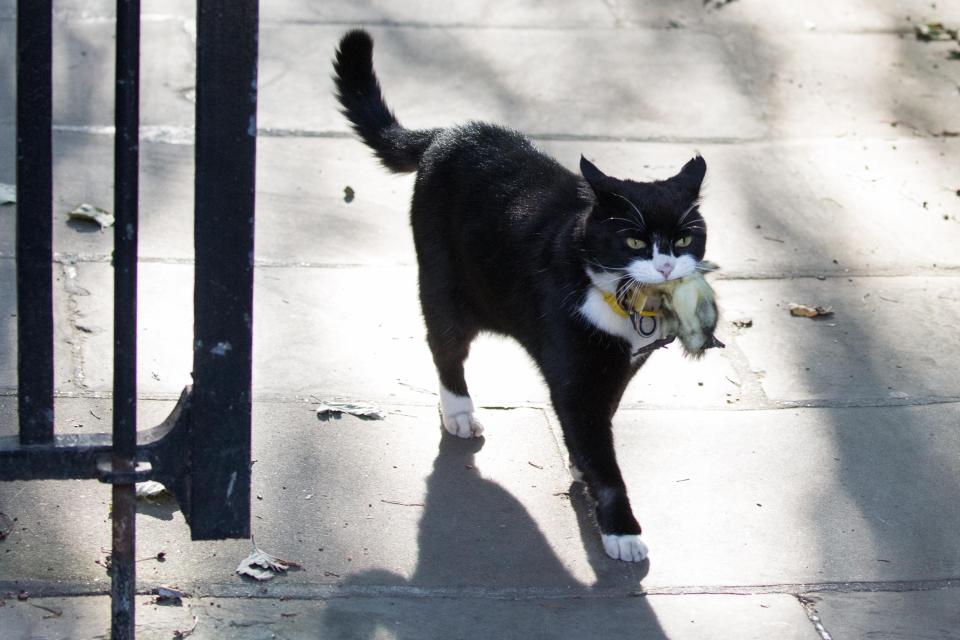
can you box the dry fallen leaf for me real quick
[316,401,384,421]
[732,318,753,328]
[915,22,959,42]
[236,538,302,581]
[68,203,115,229]
[135,480,169,499]
[0,512,12,540]
[789,303,834,318]
[155,585,189,603]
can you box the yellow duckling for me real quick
[620,262,724,358]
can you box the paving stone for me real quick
[610,0,960,30]
[612,404,960,588]
[259,24,936,140]
[1,0,616,26]
[3,5,959,141]
[0,261,16,389]
[0,130,419,265]
[3,132,959,274]
[5,400,958,594]
[0,13,195,128]
[0,394,181,438]
[0,403,639,591]
[0,259,76,392]
[52,261,960,407]
[254,135,960,276]
[0,206,12,254]
[60,261,741,407]
[722,276,960,403]
[0,592,820,640]
[11,0,960,29]
[538,138,960,277]
[4,130,959,281]
[811,589,960,640]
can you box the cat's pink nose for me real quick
[657,263,674,279]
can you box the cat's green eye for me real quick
[625,237,646,250]
[674,234,693,249]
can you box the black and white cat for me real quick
[333,30,713,562]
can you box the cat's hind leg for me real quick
[422,302,483,439]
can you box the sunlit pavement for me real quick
[2,1,960,638]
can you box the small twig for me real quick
[173,616,198,638]
[527,461,544,470]
[89,409,102,420]
[380,499,424,507]
[762,236,785,243]
[29,603,63,618]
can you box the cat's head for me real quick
[579,155,708,292]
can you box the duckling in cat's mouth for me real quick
[616,265,725,358]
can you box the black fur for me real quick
[333,30,708,548]
[333,30,439,173]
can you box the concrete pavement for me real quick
[2,0,960,637]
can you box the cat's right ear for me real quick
[580,155,610,190]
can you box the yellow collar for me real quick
[601,288,659,319]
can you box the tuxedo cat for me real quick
[333,30,712,562]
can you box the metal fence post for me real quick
[109,0,142,637]
[190,0,259,540]
[15,0,54,445]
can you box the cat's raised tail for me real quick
[333,30,438,173]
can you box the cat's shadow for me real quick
[318,428,669,638]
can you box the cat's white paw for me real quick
[602,534,649,562]
[439,386,484,439]
[441,411,485,438]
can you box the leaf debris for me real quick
[316,401,384,421]
[68,203,115,229]
[914,22,958,42]
[135,480,169,500]
[789,303,834,318]
[154,585,189,604]
[236,538,302,581]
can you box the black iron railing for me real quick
[1,1,259,637]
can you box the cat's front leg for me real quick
[553,401,648,562]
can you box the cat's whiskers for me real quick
[676,203,698,227]
[609,193,646,228]
[583,257,619,272]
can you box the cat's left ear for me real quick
[580,155,612,191]
[677,155,707,201]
